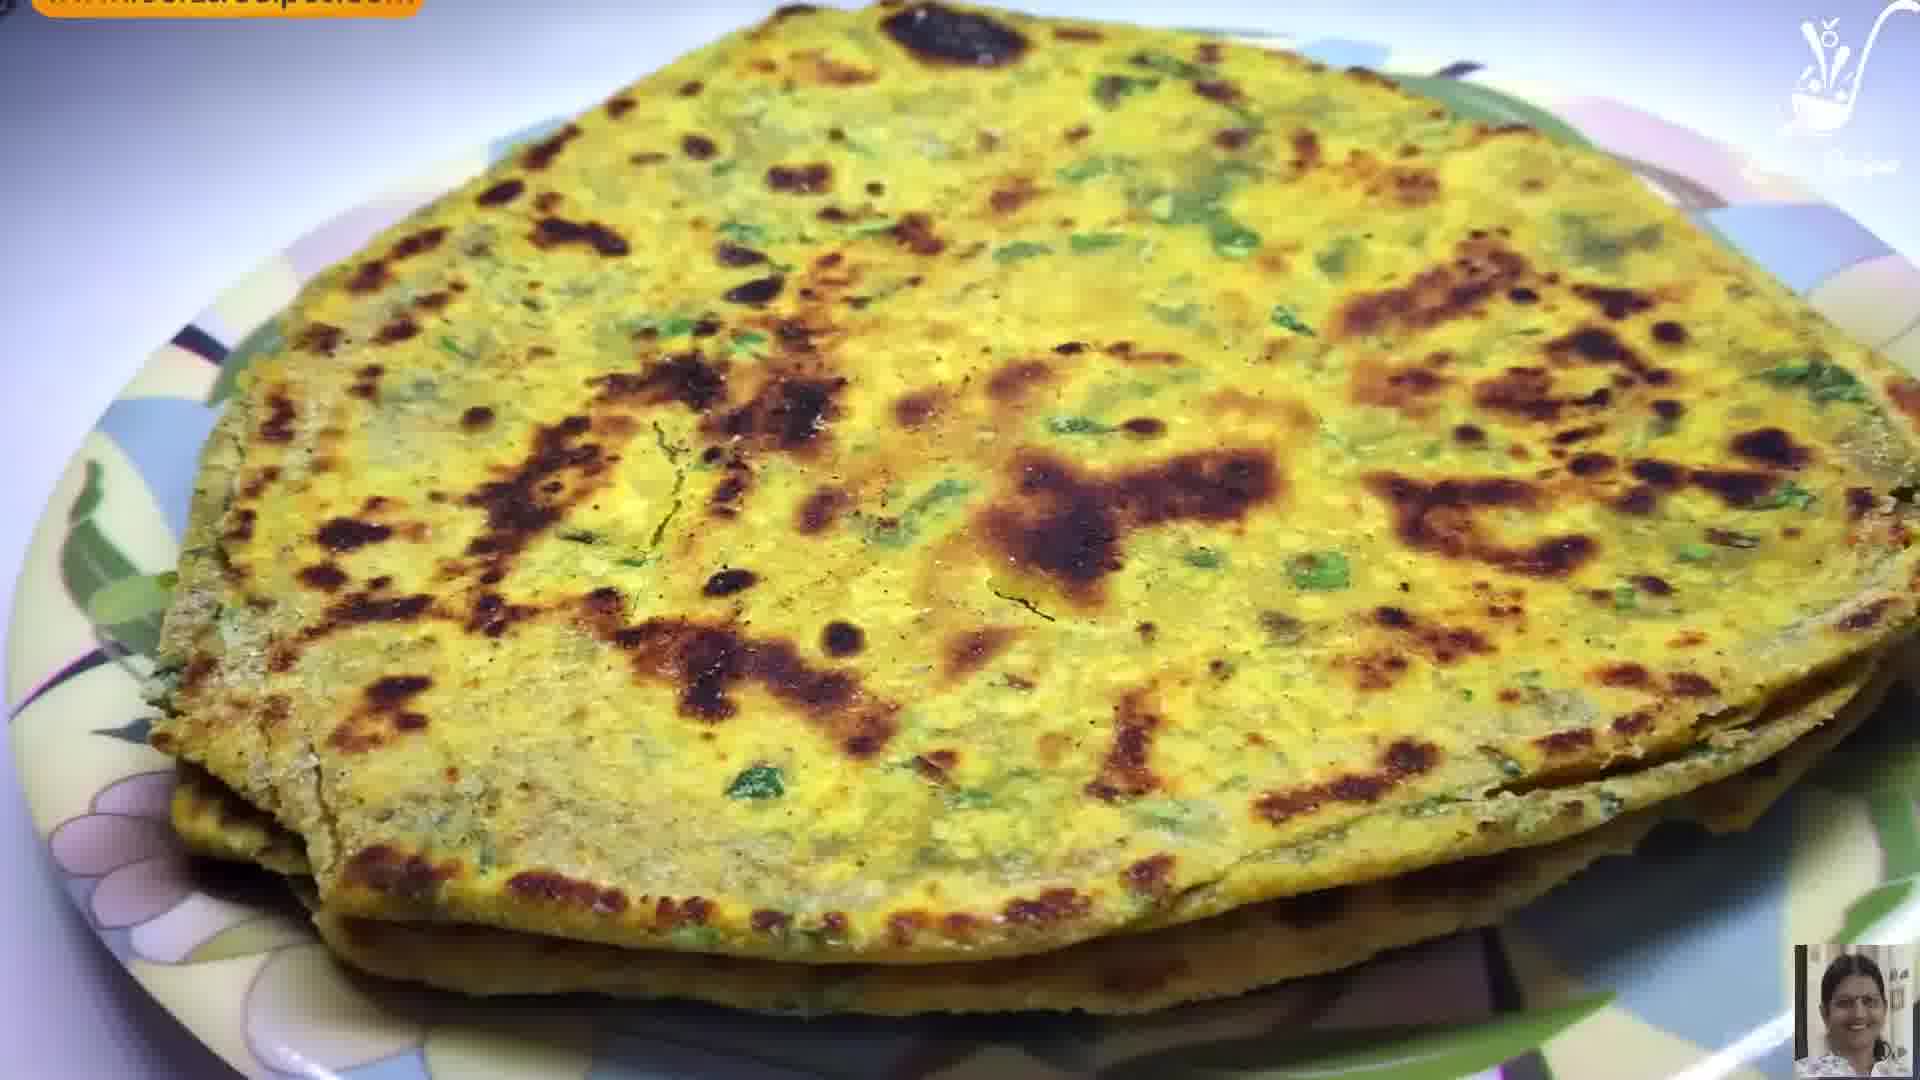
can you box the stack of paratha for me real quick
[144,0,1920,1015]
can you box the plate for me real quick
[9,27,1920,1080]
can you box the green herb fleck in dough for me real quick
[1676,543,1714,563]
[438,336,472,360]
[1047,416,1116,435]
[668,926,723,949]
[993,242,1053,264]
[911,479,972,514]
[725,765,785,800]
[1460,689,1475,701]
[1069,232,1129,253]
[866,479,975,549]
[730,330,769,355]
[1515,669,1544,685]
[850,219,900,237]
[1148,302,1201,326]
[658,316,697,338]
[1133,799,1199,832]
[1149,191,1217,225]
[1613,583,1638,611]
[1183,547,1226,570]
[1754,358,1868,405]
[718,221,767,245]
[1093,73,1160,108]
[1057,157,1112,183]
[1753,481,1817,511]
[1556,212,1663,270]
[943,789,992,810]
[1210,219,1261,258]
[1270,305,1316,336]
[1598,791,1626,817]
[1130,51,1210,81]
[1288,551,1350,591]
[616,556,654,569]
[711,160,737,177]
[1315,237,1356,277]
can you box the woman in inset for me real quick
[1798,952,1908,1076]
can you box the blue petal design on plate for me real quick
[57,877,136,963]
[489,116,570,166]
[339,1048,430,1080]
[1507,796,1792,1053]
[94,397,221,543]
[1692,204,1896,295]
[1291,38,1391,70]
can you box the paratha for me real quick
[170,762,310,876]
[182,651,1899,1014]
[146,0,1920,965]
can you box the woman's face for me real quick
[1825,973,1888,1054]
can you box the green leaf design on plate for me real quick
[92,718,154,745]
[61,460,167,659]
[1097,992,1611,1079]
[1839,879,1916,944]
[69,460,107,523]
[184,916,314,964]
[1868,789,1920,880]
[1384,75,1594,150]
[87,571,177,628]
[208,316,285,406]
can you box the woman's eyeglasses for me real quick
[1831,995,1888,1011]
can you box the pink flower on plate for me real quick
[47,770,308,964]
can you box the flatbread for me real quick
[147,0,1920,965]
[285,657,1896,1014]
[174,651,1890,885]
[174,646,1891,1018]
[170,762,310,876]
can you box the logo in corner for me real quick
[1784,2,1920,136]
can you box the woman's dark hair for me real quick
[1820,952,1893,1062]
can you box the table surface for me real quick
[3,1,1916,1075]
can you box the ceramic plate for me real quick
[10,28,1920,1080]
